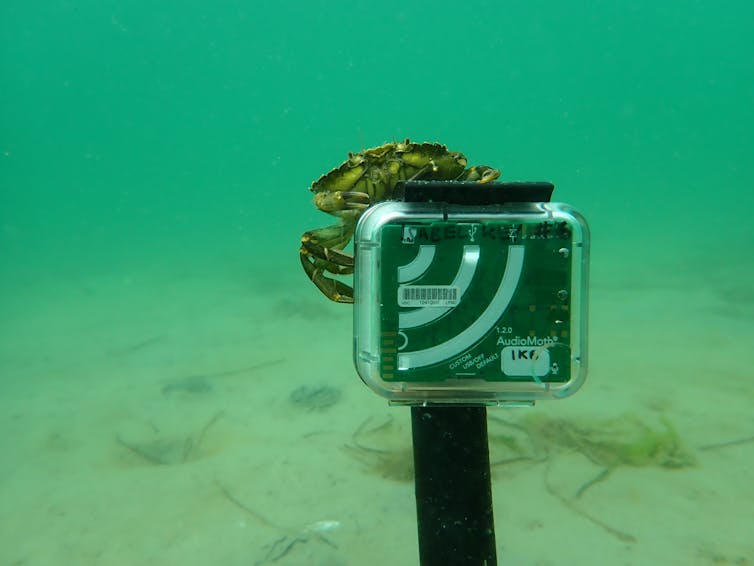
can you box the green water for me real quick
[2,1,753,565]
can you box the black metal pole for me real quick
[411,406,497,566]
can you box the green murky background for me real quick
[2,1,753,564]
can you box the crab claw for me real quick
[313,190,370,213]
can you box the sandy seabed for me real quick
[1,261,752,566]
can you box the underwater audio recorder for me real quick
[353,181,589,404]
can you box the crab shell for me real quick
[310,140,469,217]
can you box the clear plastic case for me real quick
[353,200,590,405]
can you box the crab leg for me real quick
[299,254,354,303]
[457,165,501,184]
[299,222,356,303]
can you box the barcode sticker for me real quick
[398,285,460,307]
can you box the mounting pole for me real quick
[411,406,496,565]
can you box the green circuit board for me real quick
[378,219,574,384]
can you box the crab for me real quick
[300,139,501,303]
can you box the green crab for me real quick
[300,139,501,303]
